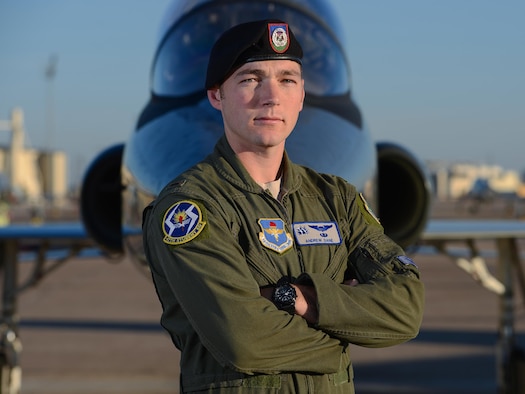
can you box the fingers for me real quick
[343,279,359,287]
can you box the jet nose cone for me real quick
[125,99,223,195]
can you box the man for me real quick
[142,20,424,393]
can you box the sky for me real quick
[1,0,524,187]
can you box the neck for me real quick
[224,132,286,183]
[236,147,284,185]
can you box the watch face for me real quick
[274,283,296,312]
[275,286,295,302]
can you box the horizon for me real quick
[1,0,524,186]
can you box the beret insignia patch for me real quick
[162,200,206,245]
[268,23,290,53]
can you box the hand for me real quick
[260,286,273,300]
[293,284,318,325]
[343,278,359,287]
[259,284,318,324]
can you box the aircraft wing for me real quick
[419,218,525,393]
[418,218,525,296]
[0,222,93,245]
[420,218,525,294]
[0,222,99,391]
[423,219,525,241]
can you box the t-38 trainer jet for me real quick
[1,1,524,393]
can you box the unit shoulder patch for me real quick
[162,200,206,245]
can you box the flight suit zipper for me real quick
[261,189,306,274]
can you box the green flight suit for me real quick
[142,135,424,393]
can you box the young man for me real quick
[142,20,424,393]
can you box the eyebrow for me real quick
[235,66,302,78]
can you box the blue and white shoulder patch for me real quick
[397,255,418,268]
[162,200,206,245]
[293,222,342,246]
[258,218,293,254]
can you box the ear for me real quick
[207,88,222,110]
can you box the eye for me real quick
[239,77,259,84]
[282,77,301,85]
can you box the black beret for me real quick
[205,19,303,89]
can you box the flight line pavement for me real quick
[13,246,525,394]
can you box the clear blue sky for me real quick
[1,0,524,187]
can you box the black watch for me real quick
[272,277,297,314]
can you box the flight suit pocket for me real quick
[350,246,388,283]
[350,233,401,282]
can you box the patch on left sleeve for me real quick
[397,255,418,268]
[162,200,207,245]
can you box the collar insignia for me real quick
[268,23,290,53]
[258,218,293,254]
[162,200,206,245]
[293,222,342,245]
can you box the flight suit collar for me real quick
[212,135,302,195]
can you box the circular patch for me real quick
[162,200,206,245]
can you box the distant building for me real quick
[0,107,67,203]
[427,160,522,200]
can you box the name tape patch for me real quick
[293,222,342,246]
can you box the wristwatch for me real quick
[272,277,297,314]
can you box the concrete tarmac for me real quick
[12,242,525,394]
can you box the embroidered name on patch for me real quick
[293,222,342,246]
[162,200,206,245]
[258,218,293,254]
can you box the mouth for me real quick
[254,116,284,124]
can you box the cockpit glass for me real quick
[152,1,350,97]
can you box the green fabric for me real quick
[142,135,424,393]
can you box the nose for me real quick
[259,79,280,106]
